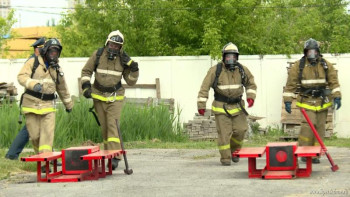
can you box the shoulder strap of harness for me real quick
[320,58,328,82]
[298,56,328,82]
[94,47,105,72]
[237,63,247,87]
[212,63,222,89]
[212,62,247,89]
[30,56,40,78]
[298,56,306,83]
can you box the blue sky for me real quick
[11,0,69,27]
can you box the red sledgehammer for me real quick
[300,108,339,172]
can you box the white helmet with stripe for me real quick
[105,30,124,46]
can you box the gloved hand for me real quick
[333,97,341,110]
[198,109,205,116]
[83,88,92,99]
[130,61,139,72]
[33,83,42,92]
[247,98,254,108]
[66,108,72,113]
[285,102,292,114]
[122,52,139,72]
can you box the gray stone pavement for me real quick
[0,147,349,197]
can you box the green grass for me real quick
[0,98,187,149]
[0,150,36,180]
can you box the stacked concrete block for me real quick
[0,82,17,105]
[184,110,218,140]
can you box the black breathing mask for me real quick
[107,48,120,60]
[307,49,318,66]
[224,53,238,71]
[46,47,60,68]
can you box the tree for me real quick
[0,10,15,52]
[56,0,350,57]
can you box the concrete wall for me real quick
[1,54,349,137]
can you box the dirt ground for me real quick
[0,147,349,197]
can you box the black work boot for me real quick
[41,166,51,173]
[232,156,240,163]
[300,157,307,163]
[312,158,320,164]
[111,158,121,170]
[50,160,62,166]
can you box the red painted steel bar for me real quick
[300,108,339,172]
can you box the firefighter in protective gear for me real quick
[197,42,257,166]
[17,38,73,154]
[283,38,341,164]
[81,30,139,170]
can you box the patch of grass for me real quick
[0,150,36,180]
[0,98,188,149]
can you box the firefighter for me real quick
[5,37,46,160]
[197,42,257,166]
[17,38,73,155]
[283,38,341,164]
[81,30,139,170]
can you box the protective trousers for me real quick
[298,109,328,146]
[215,113,248,164]
[25,112,55,153]
[94,99,123,159]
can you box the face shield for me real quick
[45,47,60,66]
[224,53,238,71]
[107,41,122,60]
[307,49,318,65]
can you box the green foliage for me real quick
[250,122,260,135]
[120,102,187,142]
[0,10,16,51]
[0,98,187,149]
[56,0,350,58]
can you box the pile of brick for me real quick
[184,110,264,140]
[0,82,18,105]
[183,110,217,140]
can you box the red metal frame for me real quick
[233,147,266,178]
[300,108,339,172]
[232,143,322,179]
[21,152,62,182]
[266,142,297,171]
[62,146,100,175]
[21,148,125,183]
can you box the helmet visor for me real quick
[110,36,123,44]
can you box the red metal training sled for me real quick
[21,146,124,182]
[232,108,339,179]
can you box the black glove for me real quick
[82,81,92,98]
[66,108,72,113]
[121,51,139,72]
[130,61,139,72]
[285,102,292,114]
[83,88,92,99]
[121,51,132,67]
[33,83,42,92]
[333,97,341,110]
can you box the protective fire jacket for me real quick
[17,56,73,114]
[81,49,139,102]
[197,62,257,116]
[283,57,341,112]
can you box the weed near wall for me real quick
[0,98,187,149]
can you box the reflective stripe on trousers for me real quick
[296,102,332,111]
